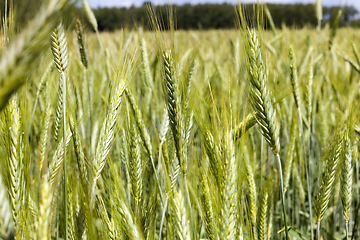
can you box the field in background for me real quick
[1,1,360,239]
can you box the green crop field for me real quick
[0,0,360,239]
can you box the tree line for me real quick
[91,3,359,31]
[0,0,359,31]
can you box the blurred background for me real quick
[0,0,359,31]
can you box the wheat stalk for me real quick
[299,46,314,78]
[96,194,116,240]
[316,0,322,30]
[305,55,314,240]
[264,5,277,35]
[244,149,257,239]
[76,20,89,69]
[37,175,53,240]
[293,165,305,203]
[7,96,21,237]
[247,30,280,156]
[341,130,353,240]
[54,81,63,142]
[329,9,342,49]
[352,43,360,65]
[343,55,360,74]
[202,129,221,187]
[51,21,69,240]
[141,38,153,89]
[82,0,98,33]
[223,133,238,240]
[0,173,13,237]
[284,133,296,192]
[144,184,159,240]
[91,79,126,207]
[163,50,182,169]
[38,98,52,174]
[37,81,52,174]
[171,189,191,240]
[127,117,143,224]
[28,61,53,139]
[75,19,92,161]
[314,133,342,238]
[117,196,144,240]
[246,29,288,239]
[51,23,68,73]
[289,46,303,135]
[47,128,72,187]
[199,171,218,240]
[355,125,360,136]
[233,112,257,141]
[69,117,89,192]
[124,88,153,158]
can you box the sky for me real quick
[88,0,360,11]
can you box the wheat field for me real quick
[0,0,360,240]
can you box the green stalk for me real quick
[277,154,289,239]
[317,220,320,240]
[306,136,314,240]
[61,71,68,240]
[260,136,264,192]
[86,69,92,162]
[182,173,194,240]
[158,198,168,240]
[306,57,314,240]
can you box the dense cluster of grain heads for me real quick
[0,2,359,240]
